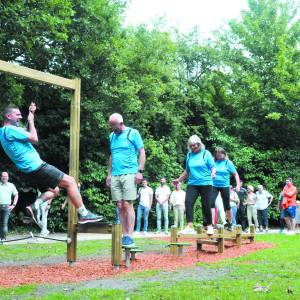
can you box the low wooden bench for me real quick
[130,249,144,260]
[122,245,139,267]
[168,242,192,256]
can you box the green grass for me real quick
[0,237,167,261]
[0,234,299,299]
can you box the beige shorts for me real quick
[111,173,137,201]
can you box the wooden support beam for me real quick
[236,225,242,246]
[196,225,204,251]
[217,227,224,253]
[0,59,76,90]
[67,78,81,263]
[111,224,122,268]
[170,226,179,256]
[249,225,255,242]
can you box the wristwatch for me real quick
[138,169,143,173]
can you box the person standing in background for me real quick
[170,182,186,230]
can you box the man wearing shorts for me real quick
[0,104,102,224]
[282,178,297,235]
[106,113,145,246]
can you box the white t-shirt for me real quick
[155,185,171,203]
[170,190,186,206]
[138,186,153,208]
[256,190,272,210]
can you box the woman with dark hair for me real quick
[211,147,240,231]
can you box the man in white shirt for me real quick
[256,185,273,232]
[155,177,171,234]
[135,179,153,234]
[0,172,18,242]
[170,182,186,230]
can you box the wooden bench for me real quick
[130,249,144,260]
[122,245,139,267]
[168,242,192,256]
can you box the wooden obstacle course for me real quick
[170,224,255,255]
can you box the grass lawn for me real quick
[0,234,299,299]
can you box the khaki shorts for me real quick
[111,173,137,201]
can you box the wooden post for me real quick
[170,226,178,256]
[67,78,81,263]
[236,225,242,246]
[196,225,204,251]
[111,224,122,268]
[217,227,224,253]
[249,224,255,242]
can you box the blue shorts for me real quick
[283,206,296,219]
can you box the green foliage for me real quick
[0,0,299,230]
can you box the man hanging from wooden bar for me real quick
[0,102,102,224]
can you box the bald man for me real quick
[106,113,146,246]
[0,172,18,242]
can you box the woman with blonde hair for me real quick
[244,185,259,231]
[173,135,216,235]
[211,147,240,231]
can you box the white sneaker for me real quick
[142,231,148,236]
[40,230,50,238]
[206,226,214,235]
[134,231,141,235]
[179,227,196,234]
[286,231,295,236]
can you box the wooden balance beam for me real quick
[170,225,255,255]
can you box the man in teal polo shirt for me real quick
[106,113,146,246]
[0,104,102,224]
[0,172,18,242]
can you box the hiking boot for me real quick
[78,211,103,224]
[26,204,38,225]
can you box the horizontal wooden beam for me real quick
[0,60,76,90]
[77,222,112,234]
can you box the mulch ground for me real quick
[0,240,273,288]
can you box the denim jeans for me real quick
[0,205,10,240]
[173,205,185,230]
[257,208,268,228]
[156,202,169,232]
[136,204,150,232]
[231,206,237,225]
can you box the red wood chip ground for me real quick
[0,241,272,287]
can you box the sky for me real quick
[124,0,249,35]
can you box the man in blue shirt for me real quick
[0,104,102,224]
[106,113,146,246]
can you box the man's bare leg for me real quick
[123,201,135,237]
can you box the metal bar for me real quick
[0,236,33,243]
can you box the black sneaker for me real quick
[78,210,103,224]
[26,204,38,225]
[225,223,233,231]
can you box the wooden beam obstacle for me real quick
[170,225,255,255]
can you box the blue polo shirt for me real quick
[186,149,215,186]
[0,126,43,173]
[213,159,237,188]
[110,127,144,176]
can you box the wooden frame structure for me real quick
[0,59,80,263]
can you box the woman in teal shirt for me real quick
[211,147,240,231]
[174,135,216,235]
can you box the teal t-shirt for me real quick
[0,126,43,173]
[110,127,144,176]
[213,159,237,188]
[186,149,215,186]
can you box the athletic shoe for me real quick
[225,223,233,231]
[206,226,214,235]
[134,231,141,235]
[179,227,196,234]
[286,231,295,236]
[164,231,169,235]
[40,230,50,238]
[155,230,161,234]
[0,238,6,244]
[142,231,148,236]
[265,227,269,233]
[122,236,135,247]
[25,204,38,225]
[78,211,103,224]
